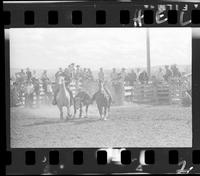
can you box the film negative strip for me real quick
[2,0,200,175]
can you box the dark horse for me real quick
[74,91,92,118]
[92,80,112,120]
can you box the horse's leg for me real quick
[24,94,27,107]
[59,106,64,121]
[85,105,88,118]
[30,94,34,108]
[28,94,31,108]
[66,105,71,120]
[104,106,107,120]
[79,103,82,118]
[107,100,111,119]
[97,104,103,119]
[73,103,77,118]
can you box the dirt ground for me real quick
[10,103,192,148]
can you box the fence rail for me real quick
[11,80,184,107]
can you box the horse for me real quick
[92,80,112,120]
[56,76,72,120]
[74,91,92,118]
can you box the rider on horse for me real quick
[52,68,74,106]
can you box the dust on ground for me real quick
[10,103,192,148]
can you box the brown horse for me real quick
[56,76,72,120]
[92,80,112,120]
[74,91,92,118]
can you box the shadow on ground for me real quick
[23,116,102,127]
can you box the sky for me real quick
[9,28,191,70]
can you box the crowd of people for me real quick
[109,64,183,87]
[10,62,189,107]
[11,63,94,86]
[11,63,183,88]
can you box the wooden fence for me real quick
[126,83,172,105]
[18,81,82,107]
[12,80,183,107]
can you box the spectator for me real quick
[163,65,172,82]
[98,68,104,82]
[31,70,37,79]
[41,70,49,82]
[156,67,164,83]
[75,65,81,81]
[64,68,71,84]
[15,69,26,84]
[127,69,137,86]
[138,70,149,84]
[171,64,181,77]
[110,68,118,86]
[75,65,82,89]
[82,68,87,80]
[119,68,126,84]
[69,63,75,79]
[87,68,93,81]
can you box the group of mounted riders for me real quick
[10,63,191,118]
[52,65,113,121]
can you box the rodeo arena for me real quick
[10,64,192,108]
[10,62,192,148]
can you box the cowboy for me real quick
[98,68,104,82]
[110,68,118,86]
[26,67,32,82]
[52,69,74,106]
[163,65,172,82]
[55,68,64,80]
[97,80,112,101]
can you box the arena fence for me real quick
[126,83,176,105]
[12,80,183,107]
[18,81,83,107]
